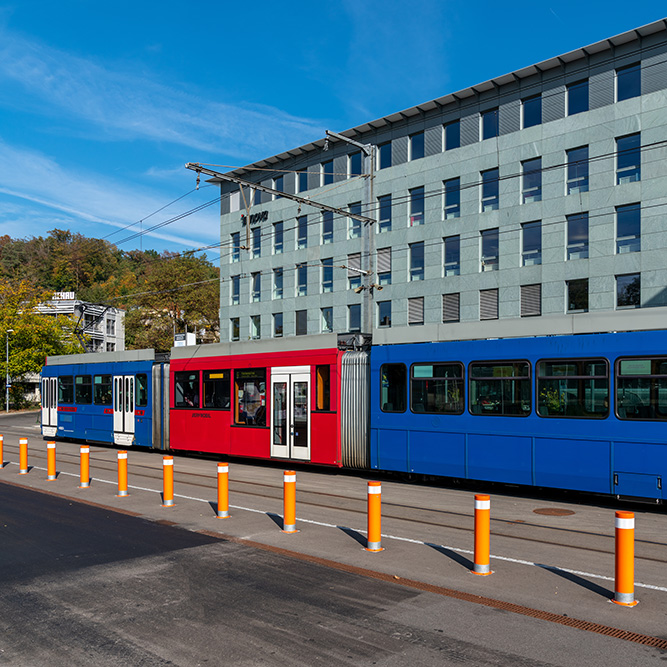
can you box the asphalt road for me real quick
[1,480,664,666]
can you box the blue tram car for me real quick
[370,330,667,501]
[41,350,169,449]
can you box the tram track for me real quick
[4,441,667,565]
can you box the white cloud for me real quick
[0,27,326,161]
[0,137,219,249]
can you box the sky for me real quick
[0,1,664,260]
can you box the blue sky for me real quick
[0,2,664,258]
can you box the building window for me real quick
[273,221,284,254]
[273,175,284,199]
[616,203,640,254]
[617,273,641,309]
[273,268,283,299]
[567,279,588,313]
[444,178,460,219]
[522,158,542,203]
[251,227,261,258]
[481,228,499,271]
[251,272,261,302]
[230,318,240,342]
[480,288,499,320]
[322,211,333,244]
[253,188,262,205]
[349,151,362,177]
[377,247,392,285]
[378,301,392,327]
[295,310,307,336]
[408,297,424,325]
[409,242,424,281]
[321,258,333,293]
[481,108,499,140]
[445,120,460,150]
[231,232,240,263]
[521,221,542,266]
[348,304,361,332]
[442,293,460,323]
[522,95,542,128]
[297,215,308,249]
[410,132,424,160]
[296,263,308,296]
[321,307,333,333]
[616,133,640,184]
[250,315,261,339]
[298,170,308,193]
[443,235,460,276]
[567,79,589,115]
[481,168,499,211]
[230,191,240,213]
[273,312,283,338]
[378,194,392,232]
[566,213,588,260]
[616,63,640,102]
[348,253,362,289]
[231,275,240,305]
[521,284,541,317]
[348,202,362,239]
[378,142,392,169]
[106,318,115,336]
[566,146,589,194]
[322,159,334,186]
[409,186,425,226]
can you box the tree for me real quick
[0,279,81,408]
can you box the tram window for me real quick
[616,357,667,421]
[203,370,230,409]
[316,365,331,411]
[93,375,112,405]
[75,375,92,404]
[380,364,407,413]
[411,363,464,414]
[234,369,266,426]
[58,375,74,404]
[136,374,148,408]
[536,359,608,418]
[174,371,200,409]
[469,362,531,416]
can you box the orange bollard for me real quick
[282,470,297,533]
[613,511,638,607]
[473,494,492,575]
[162,456,174,507]
[116,451,128,497]
[79,446,90,488]
[0,434,4,468]
[46,442,56,480]
[217,462,230,518]
[365,481,383,552]
[18,437,28,474]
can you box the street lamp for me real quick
[5,329,13,413]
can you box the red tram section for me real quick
[168,336,344,466]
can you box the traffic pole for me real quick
[18,437,28,474]
[613,511,638,607]
[282,470,297,533]
[365,481,383,552]
[162,456,174,507]
[473,494,492,575]
[116,451,128,497]
[79,446,90,488]
[216,462,229,518]
[0,434,4,468]
[46,442,56,480]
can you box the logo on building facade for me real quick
[241,211,269,226]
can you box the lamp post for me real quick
[5,329,13,413]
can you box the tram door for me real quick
[41,377,58,437]
[113,375,135,446]
[270,366,310,460]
